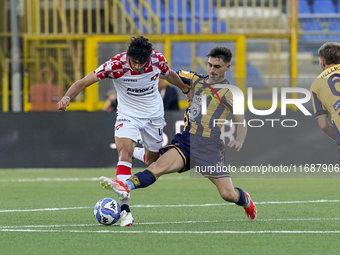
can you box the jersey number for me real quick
[327,73,340,96]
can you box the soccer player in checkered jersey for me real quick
[57,36,189,226]
[99,46,257,221]
[311,42,340,162]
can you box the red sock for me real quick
[116,161,132,183]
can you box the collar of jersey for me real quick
[204,77,228,85]
[320,63,340,76]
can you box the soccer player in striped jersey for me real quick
[310,42,340,162]
[99,46,257,220]
[57,36,188,226]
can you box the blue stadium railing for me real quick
[299,0,340,41]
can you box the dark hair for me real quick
[318,42,340,65]
[127,36,153,64]
[207,46,232,63]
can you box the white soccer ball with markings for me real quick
[94,198,121,225]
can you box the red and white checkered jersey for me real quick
[94,51,170,119]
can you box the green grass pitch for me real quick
[0,168,339,255]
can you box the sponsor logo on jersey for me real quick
[117,118,131,122]
[126,85,155,96]
[151,73,159,81]
[115,123,123,130]
[123,79,138,82]
[333,100,340,111]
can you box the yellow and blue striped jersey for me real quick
[310,64,340,124]
[178,70,234,139]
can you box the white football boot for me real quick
[120,210,134,227]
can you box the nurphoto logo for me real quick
[201,84,312,128]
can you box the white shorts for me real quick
[114,113,164,152]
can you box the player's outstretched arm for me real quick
[317,115,336,141]
[163,70,189,94]
[57,72,99,111]
[228,114,247,152]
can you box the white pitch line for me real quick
[1,218,339,229]
[0,207,90,213]
[255,199,340,205]
[131,200,340,208]
[0,178,98,182]
[0,229,339,234]
[1,199,339,213]
[136,217,340,225]
[0,176,188,183]
[0,168,113,172]
[0,224,99,229]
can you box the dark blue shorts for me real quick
[159,131,230,178]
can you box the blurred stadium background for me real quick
[0,0,339,168]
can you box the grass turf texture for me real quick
[0,168,339,255]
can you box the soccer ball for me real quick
[94,198,121,225]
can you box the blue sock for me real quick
[126,169,157,190]
[234,187,247,207]
[126,180,135,190]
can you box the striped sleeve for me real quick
[176,70,196,85]
[311,89,328,119]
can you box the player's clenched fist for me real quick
[57,96,71,111]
